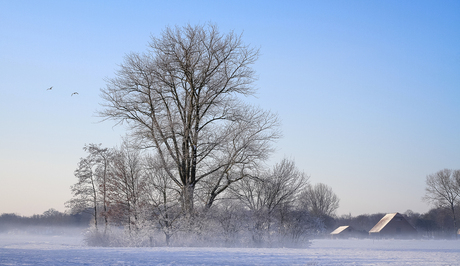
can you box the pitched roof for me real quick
[369,212,400,233]
[330,225,350,235]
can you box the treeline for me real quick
[0,209,91,233]
[2,206,457,240]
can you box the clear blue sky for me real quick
[1,0,459,217]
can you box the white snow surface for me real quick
[1,231,459,265]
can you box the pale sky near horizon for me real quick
[1,0,459,217]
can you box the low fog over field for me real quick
[1,208,460,264]
[1,230,459,265]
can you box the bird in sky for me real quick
[47,86,53,90]
[71,92,79,96]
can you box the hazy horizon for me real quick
[1,1,459,217]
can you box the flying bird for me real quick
[47,86,53,90]
[71,92,79,96]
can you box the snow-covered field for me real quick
[1,231,459,265]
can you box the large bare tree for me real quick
[100,24,280,215]
[423,169,460,236]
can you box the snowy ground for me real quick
[1,231,459,265]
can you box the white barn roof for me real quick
[330,226,350,235]
[369,213,398,233]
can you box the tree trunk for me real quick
[165,233,171,246]
[93,205,98,231]
[182,184,195,215]
[451,203,457,239]
[103,161,108,235]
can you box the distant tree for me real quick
[206,203,246,246]
[300,183,340,218]
[415,210,440,237]
[402,209,420,228]
[99,23,280,216]
[143,153,182,246]
[86,144,113,230]
[66,155,100,230]
[0,213,22,232]
[423,169,460,237]
[231,158,309,245]
[0,213,22,223]
[66,144,113,231]
[105,141,145,231]
[42,208,60,217]
[233,159,308,214]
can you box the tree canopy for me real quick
[100,24,280,214]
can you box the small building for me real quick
[330,225,355,239]
[369,212,417,238]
